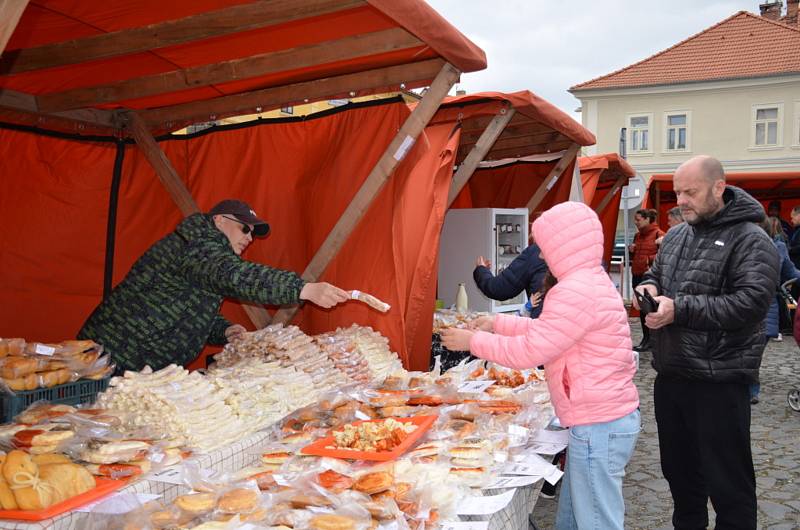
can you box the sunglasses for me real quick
[222,215,253,235]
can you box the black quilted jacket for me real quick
[79,214,305,372]
[641,186,779,383]
[473,244,548,318]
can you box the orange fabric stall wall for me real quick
[450,160,575,215]
[580,167,621,268]
[0,127,116,342]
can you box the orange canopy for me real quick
[0,0,486,135]
[579,154,636,267]
[644,171,800,228]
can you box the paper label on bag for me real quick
[351,290,362,300]
[354,410,371,421]
[440,522,490,530]
[455,489,516,515]
[394,135,415,161]
[273,474,291,486]
[457,380,495,393]
[148,465,184,485]
[494,452,508,463]
[308,506,335,514]
[34,344,55,356]
[486,475,542,489]
[77,493,161,514]
[508,424,529,437]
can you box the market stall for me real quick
[0,0,487,370]
[0,327,563,530]
[644,171,800,228]
[579,154,636,268]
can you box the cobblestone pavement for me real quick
[532,319,800,529]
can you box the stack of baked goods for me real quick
[207,359,315,430]
[96,364,249,451]
[341,325,405,384]
[314,332,372,385]
[446,438,493,487]
[0,338,111,392]
[0,449,96,510]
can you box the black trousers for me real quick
[632,274,649,344]
[654,376,757,530]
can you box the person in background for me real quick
[79,199,350,372]
[630,208,664,351]
[753,216,800,404]
[473,232,548,319]
[442,202,640,530]
[655,207,684,246]
[787,205,800,268]
[635,155,778,529]
[767,199,792,239]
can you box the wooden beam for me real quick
[0,0,27,57]
[124,111,272,329]
[37,28,422,113]
[526,142,581,214]
[447,106,516,207]
[459,130,564,155]
[139,58,446,132]
[0,0,365,75]
[479,140,575,163]
[459,121,555,145]
[0,87,121,132]
[272,62,461,324]
[458,114,536,135]
[594,174,628,214]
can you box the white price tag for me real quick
[455,489,516,515]
[486,475,542,489]
[354,410,371,421]
[457,380,495,394]
[308,506,335,514]
[34,344,55,356]
[148,466,184,485]
[273,474,291,486]
[439,522,490,530]
[494,452,508,463]
[393,135,416,161]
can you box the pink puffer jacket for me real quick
[470,202,639,427]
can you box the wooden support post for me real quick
[526,142,581,215]
[446,106,516,207]
[653,180,660,213]
[272,62,461,324]
[125,111,273,329]
[0,0,27,57]
[593,175,628,215]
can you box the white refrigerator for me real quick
[438,208,530,313]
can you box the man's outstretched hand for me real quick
[300,282,350,309]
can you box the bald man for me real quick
[633,156,779,529]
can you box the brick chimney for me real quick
[786,0,799,25]
[760,0,783,20]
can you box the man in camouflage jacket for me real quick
[79,200,348,372]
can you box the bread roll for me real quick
[4,450,52,510]
[353,471,393,495]
[39,463,95,504]
[218,488,259,513]
[175,492,217,515]
[309,514,357,530]
[32,454,71,466]
[0,455,18,510]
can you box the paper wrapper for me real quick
[350,291,391,313]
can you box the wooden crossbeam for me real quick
[447,106,516,207]
[459,121,554,145]
[0,0,365,75]
[526,142,581,214]
[0,0,27,57]
[480,140,575,163]
[0,86,120,131]
[139,58,446,132]
[457,113,536,134]
[271,62,461,325]
[459,130,564,155]
[593,174,628,214]
[37,28,422,113]
[124,111,272,329]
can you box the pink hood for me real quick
[470,202,639,426]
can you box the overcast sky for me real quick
[425,0,761,120]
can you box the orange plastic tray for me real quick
[301,415,437,461]
[0,477,127,521]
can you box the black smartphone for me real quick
[634,289,659,315]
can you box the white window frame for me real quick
[750,103,783,149]
[626,112,653,156]
[662,110,691,153]
[793,100,800,148]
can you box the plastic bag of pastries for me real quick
[12,426,76,455]
[0,338,25,358]
[0,356,42,379]
[1,449,96,510]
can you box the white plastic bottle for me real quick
[456,283,469,313]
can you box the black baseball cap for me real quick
[208,199,270,237]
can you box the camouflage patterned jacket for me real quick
[78,213,305,372]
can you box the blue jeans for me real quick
[555,409,641,530]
